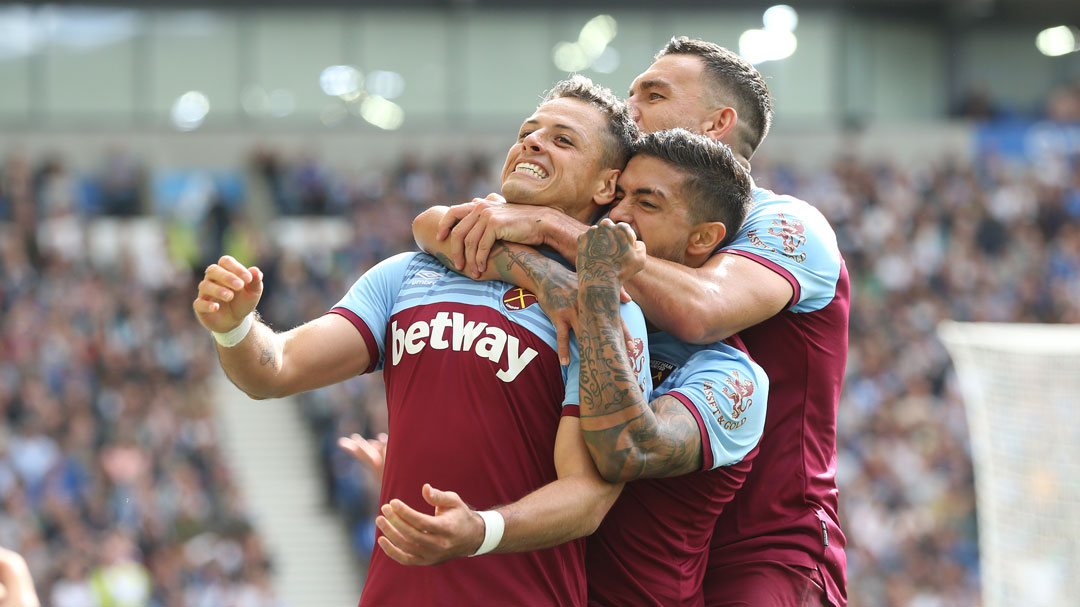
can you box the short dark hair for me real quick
[633,128,752,249]
[543,74,638,170]
[658,36,773,159]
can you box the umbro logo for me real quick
[410,269,445,285]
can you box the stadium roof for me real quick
[27,0,1080,24]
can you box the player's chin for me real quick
[500,183,547,206]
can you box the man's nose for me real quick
[521,131,544,152]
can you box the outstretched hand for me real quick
[192,255,264,334]
[576,219,647,285]
[375,484,486,566]
[338,432,388,484]
[0,547,39,607]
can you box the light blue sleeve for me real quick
[331,252,416,372]
[721,196,843,313]
[667,349,769,470]
[563,300,652,408]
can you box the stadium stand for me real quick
[3,117,1079,604]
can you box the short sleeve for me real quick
[328,252,416,373]
[720,194,842,313]
[562,300,652,413]
[664,349,768,471]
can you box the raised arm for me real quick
[193,255,371,399]
[575,220,705,482]
[373,415,622,565]
[625,252,792,344]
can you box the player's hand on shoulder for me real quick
[192,255,264,334]
[577,218,647,284]
[375,484,485,566]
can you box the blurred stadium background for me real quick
[2,1,1080,605]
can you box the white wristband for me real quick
[212,313,254,347]
[470,510,505,557]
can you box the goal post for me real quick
[937,321,1080,607]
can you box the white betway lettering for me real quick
[391,312,539,382]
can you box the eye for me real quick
[556,135,574,146]
[639,199,658,210]
[649,92,664,101]
[517,130,533,141]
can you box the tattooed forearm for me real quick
[576,230,702,481]
[488,242,579,312]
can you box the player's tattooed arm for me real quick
[435,239,580,365]
[576,220,703,481]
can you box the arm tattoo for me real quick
[256,331,278,370]
[576,232,702,481]
[490,242,577,313]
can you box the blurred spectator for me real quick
[952,82,1000,121]
[1045,81,1080,122]
[99,146,144,217]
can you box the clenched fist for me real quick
[576,218,647,285]
[192,255,264,334]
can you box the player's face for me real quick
[608,154,694,264]
[627,54,713,135]
[500,97,610,216]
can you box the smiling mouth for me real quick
[514,162,548,179]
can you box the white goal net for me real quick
[938,321,1080,607]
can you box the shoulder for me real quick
[682,343,767,387]
[744,187,838,247]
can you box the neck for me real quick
[683,251,711,269]
[561,201,598,224]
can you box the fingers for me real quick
[421,484,463,512]
[448,208,484,271]
[217,255,253,284]
[375,499,456,565]
[481,192,506,203]
[338,433,386,481]
[389,497,441,533]
[375,510,427,566]
[193,296,221,314]
[462,214,492,278]
[472,223,499,276]
[619,287,632,303]
[377,535,421,566]
[247,266,264,293]
[436,202,478,242]
[556,317,572,367]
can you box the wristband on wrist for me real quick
[212,313,254,347]
[470,510,505,557]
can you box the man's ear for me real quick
[592,168,621,206]
[702,106,738,143]
[686,221,727,256]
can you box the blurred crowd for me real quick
[2,128,1079,606]
[953,79,1080,122]
[0,153,277,606]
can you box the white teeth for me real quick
[515,162,548,179]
